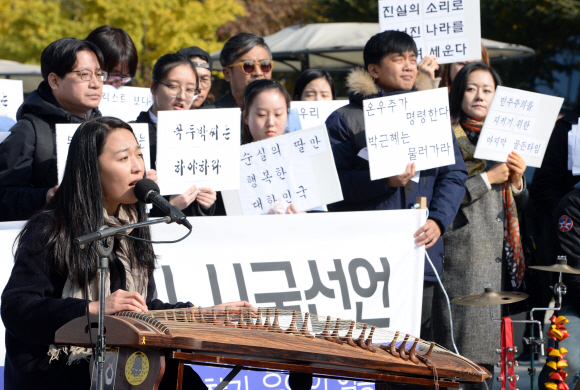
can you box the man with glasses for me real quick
[0,38,104,221]
[205,33,273,109]
[177,46,215,109]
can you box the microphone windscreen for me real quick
[134,178,160,203]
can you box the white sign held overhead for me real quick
[99,85,153,122]
[378,0,481,64]
[156,108,241,194]
[363,88,455,180]
[290,100,348,130]
[222,125,343,215]
[56,123,151,183]
[0,79,24,121]
[473,86,564,167]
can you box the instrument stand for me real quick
[95,229,114,390]
[215,366,242,390]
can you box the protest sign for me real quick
[98,85,153,122]
[221,125,342,215]
[474,86,564,167]
[156,108,241,194]
[378,0,481,64]
[0,79,24,121]
[0,209,426,389]
[56,123,151,183]
[363,88,455,180]
[290,100,348,130]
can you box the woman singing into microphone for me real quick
[1,117,249,390]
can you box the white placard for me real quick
[221,125,343,215]
[363,88,455,180]
[156,108,241,194]
[99,85,153,122]
[0,132,9,144]
[474,86,564,167]
[56,123,151,183]
[0,210,426,366]
[290,100,349,130]
[378,0,481,64]
[0,79,24,121]
[569,123,580,175]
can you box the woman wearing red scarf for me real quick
[432,62,528,390]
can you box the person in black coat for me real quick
[133,53,217,217]
[0,38,105,222]
[325,31,468,340]
[1,117,250,390]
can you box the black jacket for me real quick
[0,81,101,221]
[203,90,238,109]
[133,111,216,217]
[1,213,189,390]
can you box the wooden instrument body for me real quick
[56,314,490,389]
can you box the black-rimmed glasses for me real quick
[70,70,108,82]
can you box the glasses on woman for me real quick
[157,81,200,100]
[227,60,274,75]
[107,73,133,85]
[70,70,108,82]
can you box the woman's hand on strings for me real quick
[88,290,148,316]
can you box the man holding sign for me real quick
[326,30,467,339]
[0,38,104,222]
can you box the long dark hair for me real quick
[14,117,156,285]
[85,26,138,78]
[449,62,502,124]
[241,79,290,145]
[293,69,336,100]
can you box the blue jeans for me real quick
[538,303,580,390]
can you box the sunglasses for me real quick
[227,60,274,75]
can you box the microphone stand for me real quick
[75,216,171,390]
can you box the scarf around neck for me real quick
[48,203,148,364]
[452,118,487,177]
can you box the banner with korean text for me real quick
[473,86,564,167]
[363,88,455,180]
[156,108,241,194]
[378,0,481,64]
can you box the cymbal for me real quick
[451,291,529,306]
[529,264,580,274]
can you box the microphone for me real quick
[134,179,192,230]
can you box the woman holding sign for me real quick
[241,79,308,214]
[134,53,217,216]
[1,117,250,389]
[292,69,336,101]
[432,62,528,382]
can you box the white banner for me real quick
[55,123,151,183]
[378,0,481,64]
[363,88,455,180]
[474,86,564,167]
[0,209,426,364]
[290,100,348,130]
[98,85,153,122]
[0,79,24,121]
[156,108,241,194]
[222,125,343,215]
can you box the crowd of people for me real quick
[0,25,578,390]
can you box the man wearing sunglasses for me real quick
[205,33,273,109]
[177,46,215,109]
[0,38,104,221]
